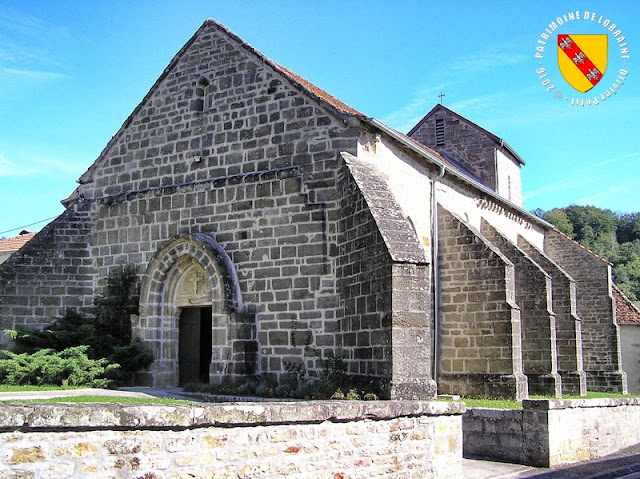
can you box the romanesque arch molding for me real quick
[139,232,242,318]
[136,233,250,387]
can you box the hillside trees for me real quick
[538,206,640,304]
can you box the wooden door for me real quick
[179,308,201,385]
[179,307,212,385]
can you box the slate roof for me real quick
[0,231,36,254]
[613,283,640,325]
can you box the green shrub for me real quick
[330,388,345,400]
[275,383,294,398]
[345,389,361,401]
[9,310,95,354]
[106,338,154,382]
[255,382,271,397]
[318,353,346,390]
[282,359,306,387]
[93,265,140,351]
[5,265,153,386]
[0,346,118,388]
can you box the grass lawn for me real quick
[0,384,192,405]
[442,391,637,410]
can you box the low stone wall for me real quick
[0,400,464,478]
[463,397,640,468]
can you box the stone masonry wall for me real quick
[517,236,586,396]
[437,205,527,399]
[0,203,95,348]
[481,221,560,397]
[409,108,497,189]
[390,263,435,400]
[544,230,627,393]
[337,155,434,399]
[336,159,394,388]
[463,397,640,468]
[0,21,370,385]
[0,401,465,479]
[93,167,332,385]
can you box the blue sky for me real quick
[0,1,638,236]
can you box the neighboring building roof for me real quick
[0,231,37,254]
[408,104,526,165]
[613,283,640,324]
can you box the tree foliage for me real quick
[5,265,153,386]
[540,205,640,304]
[0,346,118,388]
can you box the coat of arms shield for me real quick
[557,34,608,92]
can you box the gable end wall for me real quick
[409,108,497,189]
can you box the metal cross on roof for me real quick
[438,92,445,104]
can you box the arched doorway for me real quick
[137,233,255,387]
[174,261,212,385]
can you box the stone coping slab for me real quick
[523,397,640,410]
[0,400,465,432]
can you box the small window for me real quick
[192,77,209,112]
[435,119,445,146]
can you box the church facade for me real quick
[0,20,627,399]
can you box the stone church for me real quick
[0,19,627,400]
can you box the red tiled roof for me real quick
[613,283,640,324]
[0,231,36,253]
[273,63,365,118]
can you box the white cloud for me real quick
[0,154,37,176]
[0,67,68,81]
[575,183,639,212]
[523,176,596,202]
[377,40,529,133]
[449,50,529,75]
[0,5,71,89]
[0,152,84,178]
[0,5,70,46]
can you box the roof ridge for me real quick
[72,19,366,196]
[272,62,364,118]
[408,104,525,165]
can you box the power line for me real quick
[0,216,59,236]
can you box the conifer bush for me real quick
[3,265,153,387]
[0,346,118,388]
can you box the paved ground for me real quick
[1,387,639,478]
[0,387,193,401]
[463,443,640,479]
